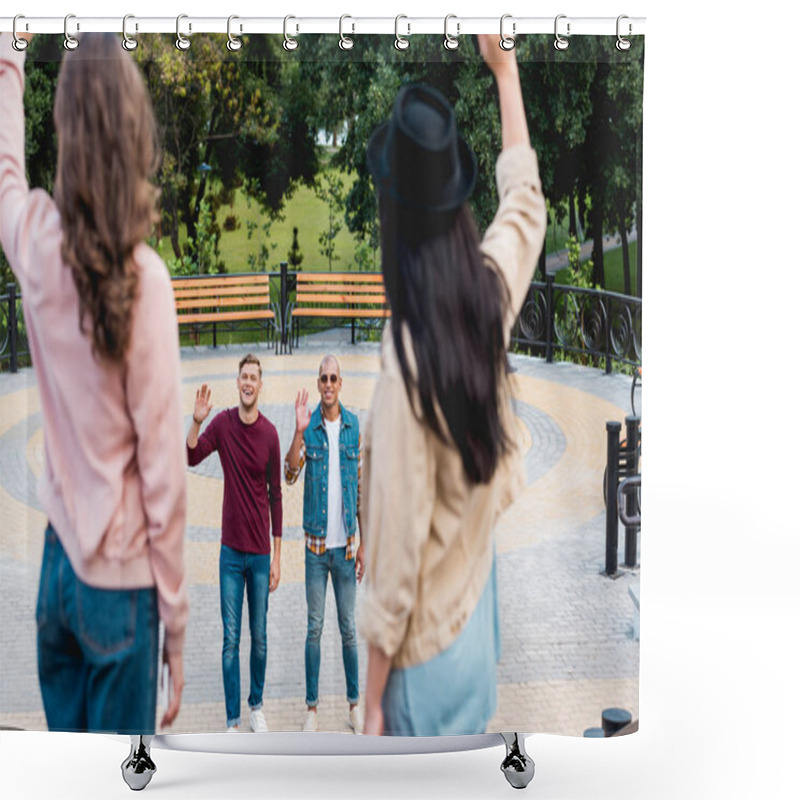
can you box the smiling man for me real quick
[285,354,364,734]
[187,354,282,733]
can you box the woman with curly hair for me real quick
[0,32,187,734]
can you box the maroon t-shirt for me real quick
[187,408,283,555]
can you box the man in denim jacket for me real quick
[285,354,364,733]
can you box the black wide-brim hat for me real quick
[366,83,477,213]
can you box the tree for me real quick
[134,35,318,261]
[574,37,644,291]
[288,227,304,270]
[315,171,346,270]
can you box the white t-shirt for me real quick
[324,416,347,549]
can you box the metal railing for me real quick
[3,271,643,373]
[604,416,641,576]
[0,283,28,373]
[512,275,641,373]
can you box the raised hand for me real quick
[295,389,311,434]
[193,384,213,425]
[477,32,519,79]
[476,33,528,151]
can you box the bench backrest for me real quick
[295,272,387,309]
[171,274,271,313]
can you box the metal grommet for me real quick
[122,14,138,51]
[227,15,242,52]
[64,14,79,50]
[616,15,632,51]
[339,14,354,50]
[394,15,410,51]
[176,14,191,51]
[499,14,516,51]
[554,14,570,51]
[283,16,299,51]
[12,15,29,51]
[443,14,459,51]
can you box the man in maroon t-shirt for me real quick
[187,354,282,733]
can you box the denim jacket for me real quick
[302,403,360,537]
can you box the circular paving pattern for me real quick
[0,344,640,736]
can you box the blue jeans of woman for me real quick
[304,546,359,707]
[219,544,270,727]
[36,525,159,734]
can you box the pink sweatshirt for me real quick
[0,35,188,655]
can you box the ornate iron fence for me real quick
[512,275,641,373]
[0,284,29,373]
[2,274,641,374]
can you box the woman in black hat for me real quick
[359,35,547,736]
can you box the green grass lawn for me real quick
[553,242,639,296]
[155,168,368,275]
[156,156,579,276]
[219,171,367,274]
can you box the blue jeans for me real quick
[219,544,270,727]
[36,525,159,734]
[305,546,359,707]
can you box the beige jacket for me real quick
[359,144,547,668]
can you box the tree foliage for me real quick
[134,35,318,263]
[6,34,643,296]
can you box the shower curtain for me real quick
[0,25,643,742]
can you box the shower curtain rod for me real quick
[1,15,646,38]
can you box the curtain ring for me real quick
[227,15,242,52]
[554,14,570,51]
[499,14,516,51]
[616,15,632,51]
[122,14,138,51]
[283,16,299,51]
[443,14,460,51]
[394,15,410,51]
[176,14,191,51]
[64,14,79,51]
[12,15,29,51]
[339,14,354,50]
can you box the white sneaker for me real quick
[348,705,364,735]
[226,725,239,733]
[249,708,269,733]
[302,709,318,732]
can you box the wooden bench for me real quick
[285,272,391,351]
[171,274,280,349]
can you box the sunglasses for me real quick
[319,374,340,385]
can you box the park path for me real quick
[544,231,638,275]
[0,336,639,737]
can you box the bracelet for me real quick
[192,416,203,425]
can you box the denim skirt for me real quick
[382,555,501,736]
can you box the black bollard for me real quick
[605,421,622,576]
[601,707,632,737]
[624,416,640,568]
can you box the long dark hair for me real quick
[53,33,160,364]
[379,194,512,485]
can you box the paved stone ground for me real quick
[0,331,639,737]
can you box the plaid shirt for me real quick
[284,425,362,561]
